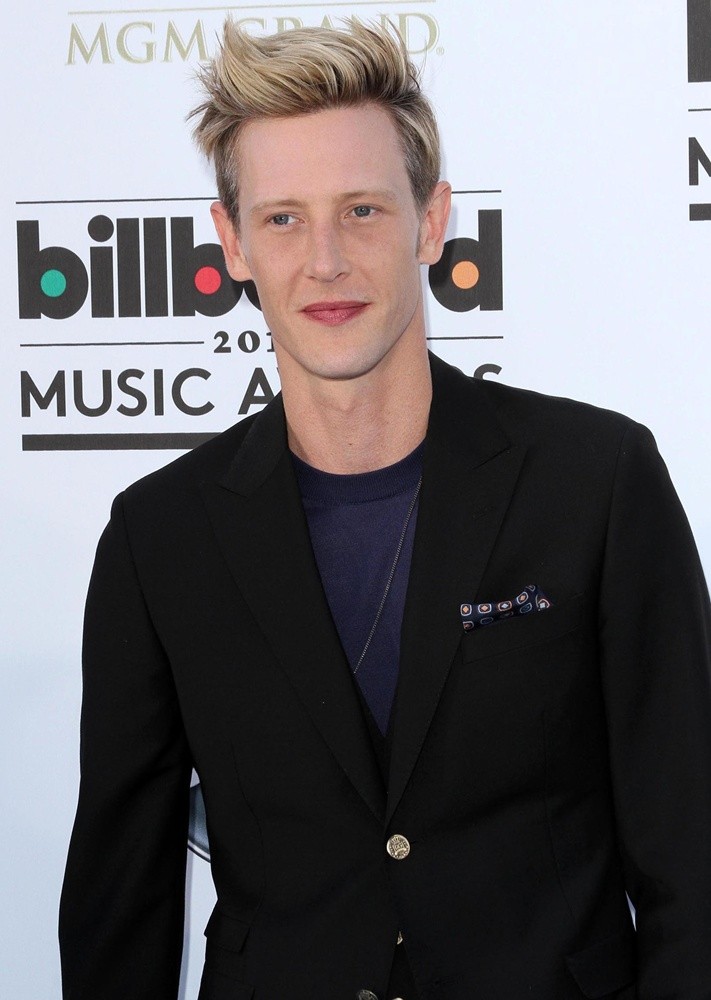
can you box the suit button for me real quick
[355,991,379,1000]
[386,834,411,860]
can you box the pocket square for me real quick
[460,584,552,631]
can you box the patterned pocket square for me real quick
[460,584,552,631]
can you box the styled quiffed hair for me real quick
[190,20,441,224]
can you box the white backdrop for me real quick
[2,2,710,997]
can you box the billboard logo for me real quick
[17,216,260,319]
[428,210,503,312]
[18,210,502,318]
[688,0,711,82]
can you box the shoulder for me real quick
[431,356,657,486]
[481,378,663,495]
[431,353,640,451]
[477,378,671,520]
[477,376,639,448]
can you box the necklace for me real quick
[352,475,423,676]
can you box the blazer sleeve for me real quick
[598,420,711,997]
[59,492,193,1000]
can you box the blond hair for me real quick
[191,21,441,223]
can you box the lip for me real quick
[301,301,369,326]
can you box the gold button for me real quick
[386,834,411,860]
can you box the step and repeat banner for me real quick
[3,2,710,996]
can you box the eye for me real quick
[351,205,375,218]
[270,213,296,226]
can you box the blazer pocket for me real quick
[201,908,253,988]
[565,927,636,998]
[204,907,252,953]
[461,592,585,662]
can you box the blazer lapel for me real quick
[386,356,527,824]
[200,396,386,823]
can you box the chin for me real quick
[308,350,392,383]
[306,333,411,381]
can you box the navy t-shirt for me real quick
[292,443,423,736]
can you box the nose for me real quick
[303,222,349,282]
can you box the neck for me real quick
[281,341,432,474]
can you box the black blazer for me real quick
[59,355,711,1000]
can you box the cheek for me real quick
[248,237,299,284]
[359,235,415,276]
[244,259,286,308]
[388,249,424,298]
[245,269,297,341]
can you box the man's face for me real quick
[212,103,450,385]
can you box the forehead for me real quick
[236,104,412,209]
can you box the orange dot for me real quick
[452,260,480,290]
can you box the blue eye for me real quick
[353,205,374,218]
[271,214,293,226]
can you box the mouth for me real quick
[301,301,369,326]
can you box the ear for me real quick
[417,181,452,265]
[210,201,254,282]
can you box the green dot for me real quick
[40,269,67,297]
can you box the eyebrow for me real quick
[249,189,400,216]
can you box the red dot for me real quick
[194,266,222,295]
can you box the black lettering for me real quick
[171,217,241,317]
[688,0,711,82]
[17,221,88,319]
[117,218,141,317]
[89,246,114,318]
[117,369,148,416]
[689,137,711,185]
[154,369,165,416]
[213,331,231,353]
[474,364,502,380]
[428,210,503,313]
[172,368,214,416]
[238,367,275,415]
[21,370,67,417]
[144,218,168,317]
[73,370,112,417]
[237,330,260,354]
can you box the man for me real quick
[59,21,711,1000]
